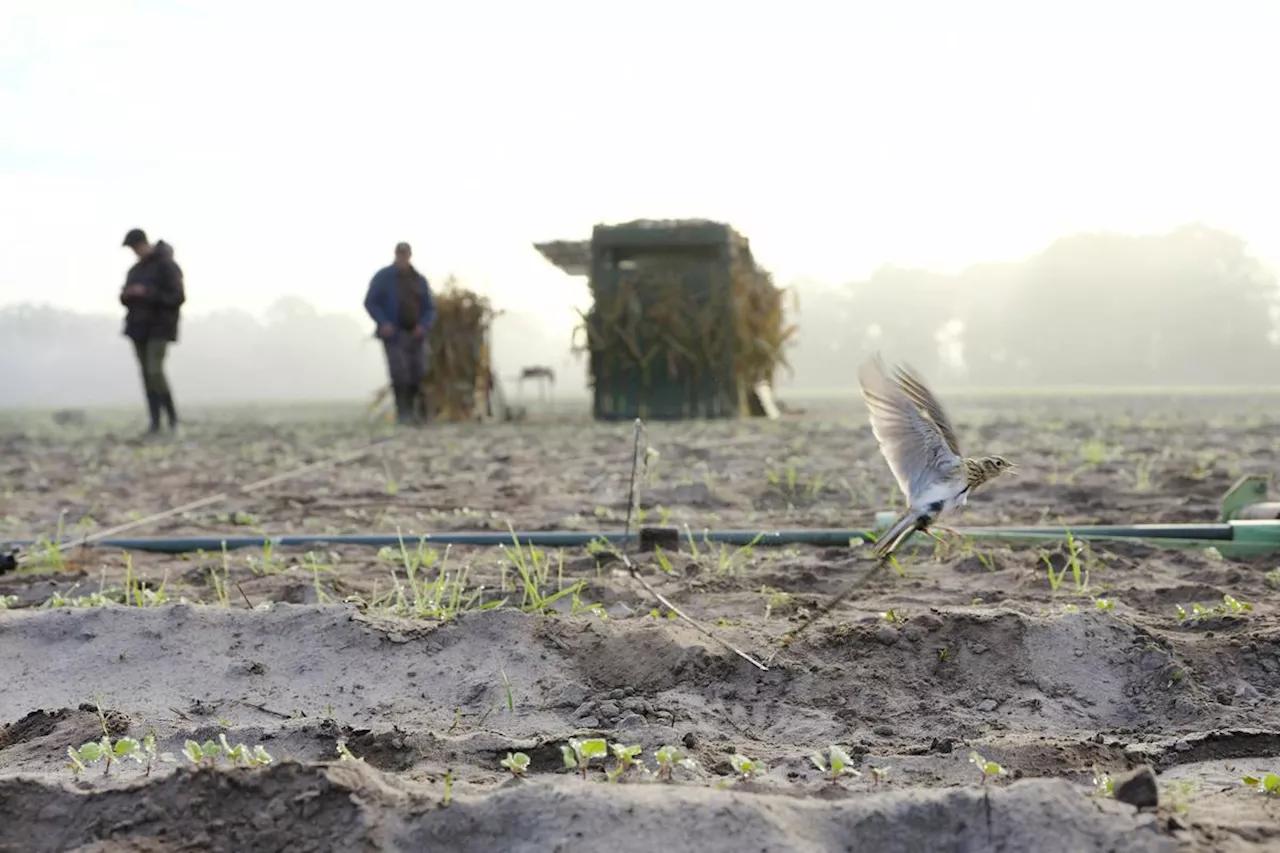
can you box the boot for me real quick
[406,385,424,424]
[145,391,162,435]
[393,386,413,424]
[158,391,180,433]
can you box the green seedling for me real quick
[1242,773,1280,795]
[1222,594,1252,615]
[1080,439,1111,465]
[1040,528,1093,596]
[606,743,644,781]
[1177,594,1253,623]
[495,654,515,715]
[810,745,860,783]
[653,548,676,575]
[1095,598,1115,611]
[880,609,906,625]
[968,751,1006,785]
[1092,764,1115,797]
[561,737,608,779]
[761,586,794,619]
[0,594,17,609]
[1163,779,1195,814]
[336,739,361,762]
[502,529,602,616]
[501,751,531,778]
[66,730,161,777]
[654,745,697,781]
[729,753,761,781]
[869,766,889,787]
[181,735,273,768]
[67,736,117,777]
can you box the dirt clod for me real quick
[1114,764,1160,809]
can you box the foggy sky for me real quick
[5,0,1280,343]
[5,1,1280,407]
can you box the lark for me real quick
[860,354,1015,558]
[768,355,1014,660]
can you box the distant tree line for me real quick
[783,224,1280,388]
[3,223,1277,407]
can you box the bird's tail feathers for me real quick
[873,511,923,560]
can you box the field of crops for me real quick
[3,391,1280,852]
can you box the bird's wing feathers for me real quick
[857,355,962,505]
[891,363,962,457]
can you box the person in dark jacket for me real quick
[363,242,436,423]
[120,228,185,435]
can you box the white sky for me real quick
[2,0,1279,341]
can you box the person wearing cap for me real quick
[119,228,186,435]
[363,242,436,424]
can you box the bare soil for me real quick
[3,393,1280,853]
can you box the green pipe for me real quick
[6,530,871,553]
[7,519,1280,557]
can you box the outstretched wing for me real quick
[857,354,962,505]
[892,363,962,457]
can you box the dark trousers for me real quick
[382,331,428,422]
[132,337,178,430]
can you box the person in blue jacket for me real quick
[364,242,436,423]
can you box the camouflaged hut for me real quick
[536,219,794,421]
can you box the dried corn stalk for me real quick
[572,220,794,419]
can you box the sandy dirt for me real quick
[3,394,1280,852]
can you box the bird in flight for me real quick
[858,354,1015,559]
[767,355,1015,660]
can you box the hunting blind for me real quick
[537,219,794,421]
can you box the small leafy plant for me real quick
[1242,772,1280,795]
[67,733,158,777]
[810,745,860,783]
[182,734,273,768]
[969,751,1006,785]
[1177,594,1253,623]
[1092,764,1115,797]
[654,745,697,781]
[729,752,761,781]
[561,737,608,779]
[606,743,643,781]
[869,765,890,787]
[501,751,531,778]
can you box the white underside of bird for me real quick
[873,477,969,557]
